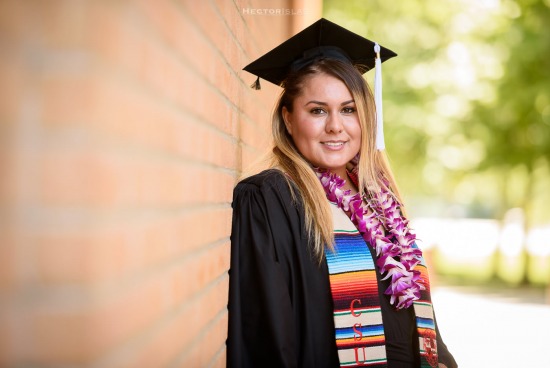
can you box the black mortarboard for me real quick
[243,18,397,88]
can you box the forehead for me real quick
[296,73,353,101]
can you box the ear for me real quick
[282,106,293,135]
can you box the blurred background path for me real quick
[432,282,550,368]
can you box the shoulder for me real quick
[237,168,289,188]
[232,169,301,213]
[234,169,294,197]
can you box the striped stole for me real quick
[325,203,439,367]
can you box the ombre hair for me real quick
[268,58,403,261]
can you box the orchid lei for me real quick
[316,168,425,310]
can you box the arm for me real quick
[227,181,297,368]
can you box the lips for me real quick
[322,141,347,147]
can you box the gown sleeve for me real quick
[227,180,298,368]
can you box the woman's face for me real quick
[282,73,361,178]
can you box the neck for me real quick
[324,168,356,192]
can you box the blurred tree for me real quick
[468,0,550,225]
[324,0,550,224]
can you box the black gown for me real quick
[227,169,457,368]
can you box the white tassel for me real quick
[374,43,385,151]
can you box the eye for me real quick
[310,108,326,115]
[342,106,356,114]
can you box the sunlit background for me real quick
[324,0,550,366]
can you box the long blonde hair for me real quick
[269,59,403,261]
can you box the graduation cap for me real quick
[243,18,397,150]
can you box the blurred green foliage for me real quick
[324,0,550,225]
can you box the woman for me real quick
[228,19,457,368]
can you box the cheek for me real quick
[344,116,362,137]
[291,115,321,140]
[348,119,363,152]
[296,124,318,140]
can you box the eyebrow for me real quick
[305,99,355,106]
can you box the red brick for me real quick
[172,242,230,307]
[210,346,227,368]
[86,2,144,79]
[34,218,230,291]
[39,72,96,130]
[180,208,232,253]
[83,3,244,140]
[0,49,25,126]
[179,166,235,205]
[136,209,231,273]
[240,81,280,125]
[164,2,243,103]
[241,145,271,170]
[177,311,228,368]
[0,231,17,294]
[241,116,271,149]
[24,0,90,50]
[193,80,239,137]
[0,147,17,209]
[2,1,297,366]
[136,0,209,70]
[217,1,246,50]
[108,275,229,368]
[34,229,126,285]
[36,146,234,208]
[173,276,229,366]
[241,0,293,53]
[84,65,237,143]
[178,0,227,60]
[0,305,29,367]
[171,111,238,169]
[86,77,192,157]
[30,308,89,363]
[0,317,12,367]
[30,272,172,363]
[37,149,119,207]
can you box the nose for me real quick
[325,112,343,133]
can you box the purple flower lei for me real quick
[316,169,425,310]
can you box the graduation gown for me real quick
[227,169,457,368]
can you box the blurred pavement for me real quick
[432,283,550,368]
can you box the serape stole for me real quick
[325,203,439,367]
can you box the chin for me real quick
[320,159,353,170]
[316,163,348,173]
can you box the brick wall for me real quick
[0,0,321,366]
